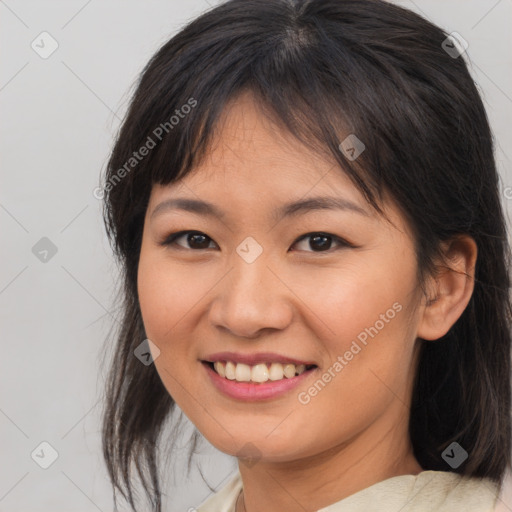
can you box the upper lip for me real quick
[202,351,317,367]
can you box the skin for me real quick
[137,90,477,512]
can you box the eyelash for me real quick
[159,230,355,253]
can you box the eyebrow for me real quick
[150,195,370,222]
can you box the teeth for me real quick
[283,364,296,378]
[225,361,236,380]
[235,363,251,382]
[214,360,226,378]
[252,363,269,383]
[269,363,284,381]
[212,361,309,383]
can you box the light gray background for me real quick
[1,1,511,511]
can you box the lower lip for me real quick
[202,361,318,401]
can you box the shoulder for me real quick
[193,469,502,512]
[317,470,500,512]
[493,467,512,512]
[410,470,499,511]
[195,470,242,512]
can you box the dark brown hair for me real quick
[99,0,512,510]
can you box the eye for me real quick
[160,230,353,253]
[291,232,352,253]
[160,230,217,250]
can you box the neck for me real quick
[237,411,422,512]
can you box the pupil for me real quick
[190,233,209,249]
[311,235,331,251]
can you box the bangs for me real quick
[103,0,469,276]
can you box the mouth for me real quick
[201,360,318,384]
[201,359,319,401]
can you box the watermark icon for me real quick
[236,441,262,468]
[442,441,468,468]
[31,31,59,59]
[298,301,403,405]
[134,338,161,365]
[31,441,59,469]
[442,32,469,59]
[32,237,58,263]
[93,97,198,200]
[504,187,512,200]
[339,134,365,161]
[236,236,263,264]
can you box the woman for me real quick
[100,0,512,510]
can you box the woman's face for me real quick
[137,92,426,467]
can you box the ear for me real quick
[417,235,478,341]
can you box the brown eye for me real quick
[160,230,353,253]
[161,231,217,250]
[291,232,351,253]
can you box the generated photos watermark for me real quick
[93,97,197,200]
[297,301,403,405]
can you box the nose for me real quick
[208,255,293,339]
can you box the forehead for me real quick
[156,91,364,202]
[147,91,410,241]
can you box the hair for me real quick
[99,0,512,510]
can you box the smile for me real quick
[201,361,318,401]
[208,360,316,382]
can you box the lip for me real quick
[202,361,318,401]
[202,351,316,366]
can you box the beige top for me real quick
[196,469,501,512]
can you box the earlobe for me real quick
[417,235,478,341]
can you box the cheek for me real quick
[137,252,204,340]
[137,251,207,403]
[293,261,409,347]
[291,259,419,407]
[291,270,415,433]
[319,270,417,388]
